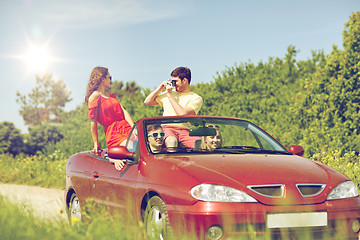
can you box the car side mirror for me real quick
[108,146,135,164]
[289,145,304,156]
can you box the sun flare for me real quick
[23,45,53,73]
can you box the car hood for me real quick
[174,153,344,205]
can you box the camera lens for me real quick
[171,80,176,87]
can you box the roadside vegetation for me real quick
[0,195,347,240]
[0,195,145,240]
[0,151,66,188]
[0,10,359,240]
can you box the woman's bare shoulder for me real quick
[88,91,100,106]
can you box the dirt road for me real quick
[0,183,67,222]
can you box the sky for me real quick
[0,0,359,133]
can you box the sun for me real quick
[23,44,53,73]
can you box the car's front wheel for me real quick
[144,196,172,239]
[68,192,81,225]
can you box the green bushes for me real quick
[312,150,360,189]
[0,150,66,188]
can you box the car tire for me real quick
[144,196,172,239]
[68,192,81,225]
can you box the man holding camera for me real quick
[144,67,203,149]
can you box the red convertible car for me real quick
[65,116,360,239]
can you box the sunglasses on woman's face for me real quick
[148,132,165,138]
[207,124,220,129]
[104,75,112,81]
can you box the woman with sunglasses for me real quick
[85,67,134,171]
[147,125,165,153]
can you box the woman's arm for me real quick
[88,91,101,152]
[90,118,100,152]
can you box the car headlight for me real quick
[190,184,257,202]
[327,181,359,200]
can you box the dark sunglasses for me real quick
[109,76,112,80]
[207,124,220,129]
[148,132,165,138]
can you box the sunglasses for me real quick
[148,132,165,138]
[109,76,112,80]
[207,124,220,129]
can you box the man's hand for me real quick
[165,81,173,95]
[162,80,171,90]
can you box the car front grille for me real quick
[248,184,284,198]
[247,184,326,198]
[296,184,326,197]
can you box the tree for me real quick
[293,11,360,155]
[44,104,103,157]
[16,74,72,125]
[0,121,24,156]
[111,80,161,118]
[24,124,64,155]
[192,46,320,148]
[111,80,141,101]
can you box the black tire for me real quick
[68,192,81,225]
[144,196,172,239]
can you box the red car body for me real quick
[65,116,360,239]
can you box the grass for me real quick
[0,194,146,240]
[0,193,355,240]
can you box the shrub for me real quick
[312,150,360,188]
[0,150,66,188]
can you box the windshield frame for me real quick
[143,116,289,155]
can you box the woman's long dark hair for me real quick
[85,66,108,104]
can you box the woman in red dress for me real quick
[85,67,134,171]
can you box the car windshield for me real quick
[144,117,290,155]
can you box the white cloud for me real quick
[19,0,179,29]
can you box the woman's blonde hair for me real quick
[85,67,108,104]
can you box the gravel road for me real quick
[0,183,67,222]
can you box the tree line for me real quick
[1,11,359,158]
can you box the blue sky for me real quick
[0,0,359,133]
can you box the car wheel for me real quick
[144,196,171,240]
[68,192,81,225]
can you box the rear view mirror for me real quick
[189,127,217,137]
[289,145,304,156]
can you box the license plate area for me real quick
[267,212,328,229]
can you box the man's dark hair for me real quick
[171,67,191,84]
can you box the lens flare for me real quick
[23,45,52,73]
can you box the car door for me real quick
[91,158,140,210]
[68,152,98,202]
[90,125,141,213]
